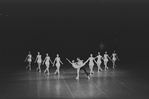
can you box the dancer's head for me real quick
[57,54,59,57]
[105,51,107,54]
[77,57,80,61]
[72,60,74,63]
[29,51,31,54]
[114,50,116,53]
[46,53,48,56]
[38,52,40,54]
[98,52,100,55]
[90,54,93,57]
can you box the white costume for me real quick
[96,54,103,71]
[35,52,42,72]
[86,54,96,75]
[43,55,53,75]
[53,55,63,75]
[25,52,33,70]
[66,58,90,80]
[103,52,110,70]
[111,52,119,68]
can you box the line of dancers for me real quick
[24,51,119,80]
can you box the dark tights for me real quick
[80,67,89,76]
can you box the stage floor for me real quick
[0,66,149,99]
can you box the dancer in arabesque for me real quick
[66,58,90,80]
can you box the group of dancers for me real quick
[24,51,119,80]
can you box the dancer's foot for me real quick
[76,76,79,80]
[87,76,90,80]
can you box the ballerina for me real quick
[24,51,34,70]
[103,51,111,70]
[86,54,97,75]
[34,52,42,72]
[111,51,119,68]
[94,52,103,72]
[53,54,63,75]
[42,53,53,75]
[66,58,90,80]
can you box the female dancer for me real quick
[111,51,119,68]
[66,58,90,80]
[53,54,63,75]
[103,51,111,70]
[86,54,97,75]
[42,53,53,75]
[24,51,34,70]
[95,52,103,72]
[34,52,42,72]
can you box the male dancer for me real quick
[66,58,90,80]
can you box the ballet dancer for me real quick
[42,53,53,75]
[86,54,97,75]
[111,51,119,68]
[24,51,34,70]
[95,52,103,72]
[66,58,90,80]
[53,54,63,75]
[103,51,111,70]
[34,52,42,72]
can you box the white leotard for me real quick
[104,54,108,61]
[112,53,116,61]
[89,57,94,66]
[27,54,32,62]
[55,57,61,67]
[45,56,50,66]
[97,55,102,63]
[37,55,42,63]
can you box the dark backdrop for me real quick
[0,0,149,71]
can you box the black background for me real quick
[0,0,149,70]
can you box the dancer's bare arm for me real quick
[66,58,72,64]
[24,56,28,62]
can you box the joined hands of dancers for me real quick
[25,51,119,79]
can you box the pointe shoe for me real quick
[76,77,79,80]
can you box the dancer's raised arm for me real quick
[66,58,72,64]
